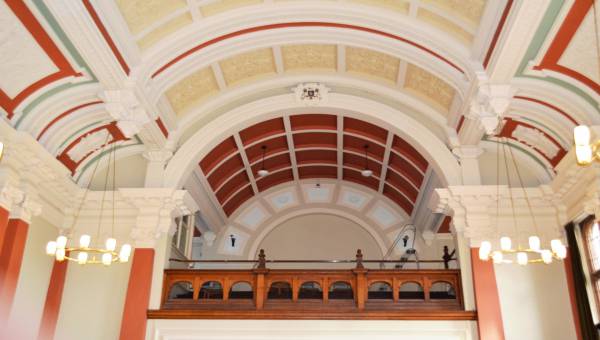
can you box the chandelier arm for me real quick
[506,139,541,243]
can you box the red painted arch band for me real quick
[37,101,103,141]
[152,22,465,78]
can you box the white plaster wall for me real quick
[494,262,577,340]
[257,213,382,269]
[90,153,147,189]
[7,216,57,340]
[54,253,131,340]
[147,319,478,340]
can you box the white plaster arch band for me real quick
[139,5,473,81]
[246,207,389,261]
[174,73,449,134]
[164,93,462,188]
[147,28,470,99]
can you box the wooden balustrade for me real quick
[148,250,476,320]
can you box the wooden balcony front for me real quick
[148,250,476,320]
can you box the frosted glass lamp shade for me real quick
[576,145,593,164]
[77,252,88,265]
[500,237,512,251]
[517,252,528,265]
[102,253,112,266]
[79,234,91,248]
[46,241,57,255]
[528,236,541,251]
[574,125,591,146]
[55,248,66,261]
[56,235,68,249]
[492,251,503,264]
[105,238,117,251]
[479,241,492,260]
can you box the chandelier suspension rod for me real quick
[95,142,112,244]
[501,138,521,249]
[507,137,542,241]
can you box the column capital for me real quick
[119,189,199,248]
[466,73,514,135]
[100,89,151,138]
[8,194,42,224]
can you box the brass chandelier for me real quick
[45,140,131,265]
[478,138,567,265]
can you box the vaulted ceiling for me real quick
[0,0,599,232]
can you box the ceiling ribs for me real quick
[379,131,394,193]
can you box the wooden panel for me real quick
[343,168,379,192]
[343,152,382,177]
[256,169,294,192]
[223,186,254,216]
[207,154,245,189]
[387,154,424,188]
[216,171,250,203]
[293,132,337,149]
[391,136,428,172]
[383,184,414,215]
[343,135,385,161]
[200,137,238,173]
[298,165,338,179]
[245,136,288,163]
[153,269,469,320]
[239,118,285,145]
[385,170,419,202]
[250,153,291,174]
[290,114,337,131]
[295,149,337,165]
[344,117,388,144]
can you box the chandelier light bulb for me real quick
[56,235,68,249]
[105,238,117,251]
[528,236,541,251]
[102,253,112,266]
[576,145,593,164]
[574,125,591,146]
[55,248,66,262]
[550,239,563,254]
[360,169,373,177]
[500,237,512,251]
[517,252,528,266]
[492,251,503,264]
[479,241,492,260]
[79,234,91,248]
[257,169,269,177]
[541,250,553,264]
[119,244,132,262]
[77,252,88,265]
[556,244,567,260]
[46,241,57,255]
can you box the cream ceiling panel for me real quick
[421,0,486,25]
[116,0,187,34]
[220,48,276,86]
[200,0,263,17]
[166,67,220,116]
[346,47,400,84]
[417,8,473,45]
[137,13,193,50]
[282,44,337,71]
[404,64,455,113]
[348,0,409,14]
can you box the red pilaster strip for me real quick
[119,248,155,340]
[37,258,69,340]
[563,248,583,340]
[0,208,9,253]
[0,219,30,323]
[471,248,505,340]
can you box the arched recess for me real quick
[164,93,462,189]
[246,207,389,261]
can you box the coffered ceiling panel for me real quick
[165,66,219,116]
[200,0,263,17]
[346,47,400,84]
[349,0,409,14]
[421,0,486,25]
[198,114,429,217]
[219,48,276,86]
[417,8,473,44]
[282,44,337,71]
[115,0,187,34]
[404,63,455,113]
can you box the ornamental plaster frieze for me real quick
[432,185,566,245]
[459,72,514,145]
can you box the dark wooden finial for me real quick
[258,249,266,269]
[355,249,364,269]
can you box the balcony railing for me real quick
[148,250,476,320]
